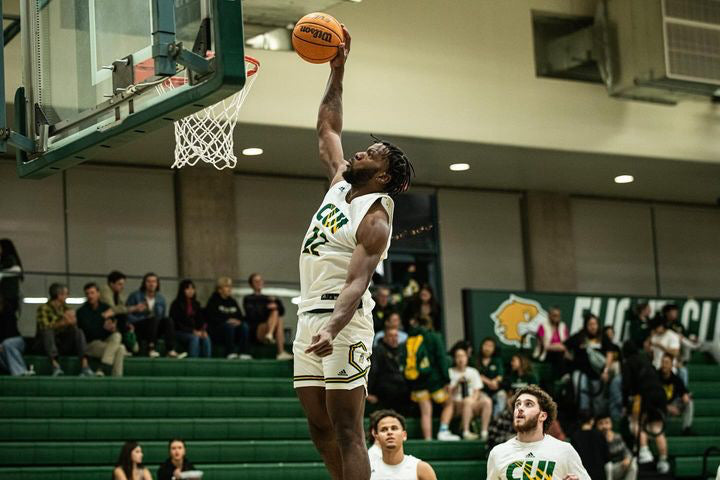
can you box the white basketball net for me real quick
[157,56,260,170]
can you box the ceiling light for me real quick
[450,163,470,171]
[614,174,634,184]
[242,148,263,156]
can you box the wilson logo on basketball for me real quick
[299,26,332,43]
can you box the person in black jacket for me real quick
[205,277,250,360]
[570,410,610,480]
[243,273,292,360]
[157,439,197,480]
[367,326,409,414]
[170,280,210,358]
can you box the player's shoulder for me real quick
[488,436,518,456]
[543,434,578,452]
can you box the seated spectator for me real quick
[170,280,210,358]
[403,284,441,332]
[77,282,126,376]
[372,287,395,333]
[570,410,610,480]
[621,340,669,474]
[206,277,251,360]
[565,312,612,415]
[449,344,491,441]
[649,316,687,386]
[0,238,23,327]
[596,412,638,480]
[659,353,694,435]
[663,303,720,369]
[100,270,147,355]
[127,273,178,358]
[368,325,409,413]
[477,337,506,418]
[503,353,538,390]
[243,273,292,360]
[0,296,32,376]
[536,306,570,377]
[405,316,458,441]
[113,441,152,480]
[36,283,93,377]
[603,326,624,421]
[373,312,408,346]
[487,389,515,450]
[157,438,196,480]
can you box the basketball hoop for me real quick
[151,55,260,170]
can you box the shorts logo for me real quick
[337,369,348,377]
[490,294,546,347]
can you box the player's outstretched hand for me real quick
[330,25,351,70]
[306,329,334,357]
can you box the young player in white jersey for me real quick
[369,410,437,480]
[487,385,591,480]
[292,26,414,480]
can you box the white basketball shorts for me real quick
[292,309,373,391]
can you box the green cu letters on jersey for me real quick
[505,459,556,480]
[302,203,349,256]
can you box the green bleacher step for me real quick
[674,455,720,477]
[0,376,295,397]
[685,382,720,399]
[666,436,720,456]
[0,461,486,480]
[0,439,483,466]
[22,356,294,377]
[0,397,305,419]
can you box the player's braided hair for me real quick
[371,134,414,197]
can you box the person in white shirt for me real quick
[486,385,591,480]
[369,410,437,480]
[650,319,681,370]
[448,345,492,441]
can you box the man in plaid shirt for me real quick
[36,283,93,376]
[487,390,515,450]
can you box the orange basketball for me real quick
[292,12,344,64]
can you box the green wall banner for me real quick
[463,289,720,348]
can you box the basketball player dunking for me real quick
[487,385,591,480]
[292,26,414,480]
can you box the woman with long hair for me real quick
[449,345,492,441]
[156,438,196,480]
[504,353,538,390]
[169,280,210,358]
[477,337,506,417]
[402,284,441,332]
[113,441,152,480]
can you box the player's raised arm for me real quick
[305,201,389,356]
[317,26,351,186]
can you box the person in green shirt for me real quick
[477,337,507,418]
[77,282,126,376]
[503,353,539,390]
[404,316,459,441]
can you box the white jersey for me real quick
[487,435,590,480]
[368,444,382,463]
[449,366,484,402]
[298,180,394,315]
[370,453,420,480]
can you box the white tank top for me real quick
[370,454,420,480]
[298,181,394,315]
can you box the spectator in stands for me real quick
[503,353,538,390]
[36,283,93,377]
[372,287,395,333]
[487,390,516,450]
[403,284,441,332]
[157,438,196,480]
[626,302,652,351]
[603,326,624,421]
[169,279,209,358]
[570,410,610,480]
[127,273,178,358]
[113,441,152,480]
[77,282,126,376]
[373,312,408,346]
[536,306,570,377]
[477,337,506,418]
[596,412,638,480]
[368,325,409,413]
[565,312,613,415]
[243,273,292,360]
[649,316,687,385]
[0,239,23,324]
[659,353,694,435]
[206,276,251,360]
[449,344,491,441]
[406,316,458,441]
[369,410,438,480]
[621,339,670,474]
[101,271,147,355]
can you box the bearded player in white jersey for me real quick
[292,26,414,480]
[487,385,591,480]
